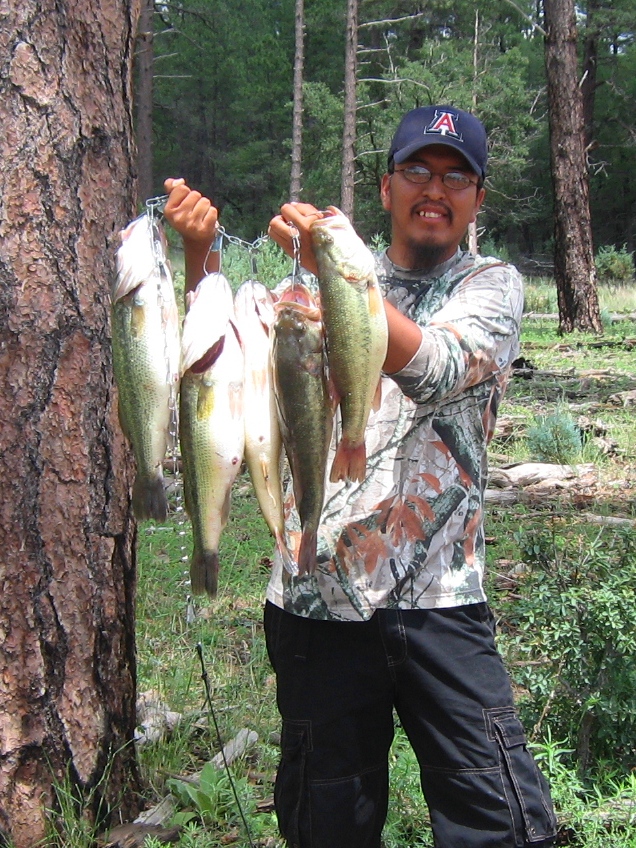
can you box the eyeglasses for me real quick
[392,165,478,191]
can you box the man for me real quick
[164,105,557,848]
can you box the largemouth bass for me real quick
[271,284,332,575]
[180,273,245,596]
[234,281,293,571]
[111,213,180,521]
[310,208,388,483]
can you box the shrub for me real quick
[525,411,582,464]
[480,238,510,263]
[594,245,634,284]
[500,527,636,775]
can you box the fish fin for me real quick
[275,531,298,577]
[190,549,219,597]
[117,401,131,441]
[132,473,168,521]
[371,378,383,413]
[329,438,366,484]
[297,529,318,576]
[367,280,386,316]
[327,373,340,415]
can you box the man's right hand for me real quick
[163,178,219,247]
[268,202,335,277]
[163,178,220,294]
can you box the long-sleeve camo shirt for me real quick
[266,248,524,621]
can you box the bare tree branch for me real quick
[501,0,547,37]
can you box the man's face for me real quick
[380,144,485,270]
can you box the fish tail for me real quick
[132,473,168,521]
[329,438,366,484]
[297,529,318,576]
[190,549,219,597]
[275,531,298,577]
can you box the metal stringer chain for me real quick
[145,194,186,548]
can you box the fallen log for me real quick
[488,463,596,489]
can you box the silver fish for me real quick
[111,213,180,520]
[271,284,332,575]
[179,273,245,596]
[234,281,294,571]
[310,208,388,483]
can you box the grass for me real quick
[523,276,636,316]
[129,283,636,846]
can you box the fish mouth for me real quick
[275,283,321,321]
[310,208,349,243]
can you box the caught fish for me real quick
[180,273,245,596]
[234,281,293,570]
[310,208,388,483]
[111,213,180,521]
[271,284,332,575]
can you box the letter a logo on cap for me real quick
[426,110,462,140]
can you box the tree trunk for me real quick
[0,1,142,845]
[341,0,358,220]
[581,0,600,151]
[468,8,480,256]
[136,0,155,202]
[543,0,602,334]
[290,0,305,201]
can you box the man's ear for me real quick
[380,173,392,211]
[470,186,486,223]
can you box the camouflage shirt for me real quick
[266,248,523,621]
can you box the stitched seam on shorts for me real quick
[483,705,517,742]
[419,764,501,775]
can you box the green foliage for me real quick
[525,411,582,463]
[502,526,636,773]
[522,279,558,313]
[298,81,345,209]
[383,728,433,847]
[148,0,636,262]
[480,238,511,263]
[595,245,635,284]
[167,761,257,829]
[219,238,292,292]
[531,731,636,847]
[44,754,119,848]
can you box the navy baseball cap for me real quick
[388,105,488,180]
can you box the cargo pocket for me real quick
[487,707,557,844]
[274,719,312,847]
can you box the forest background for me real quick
[1,0,635,845]
[142,0,635,266]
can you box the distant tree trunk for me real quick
[468,8,480,255]
[543,0,602,334]
[581,0,600,150]
[341,0,358,219]
[136,0,155,202]
[0,2,142,845]
[290,0,305,201]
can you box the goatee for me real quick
[404,240,449,273]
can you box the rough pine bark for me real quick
[0,1,142,845]
[543,0,602,333]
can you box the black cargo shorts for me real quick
[264,600,557,848]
